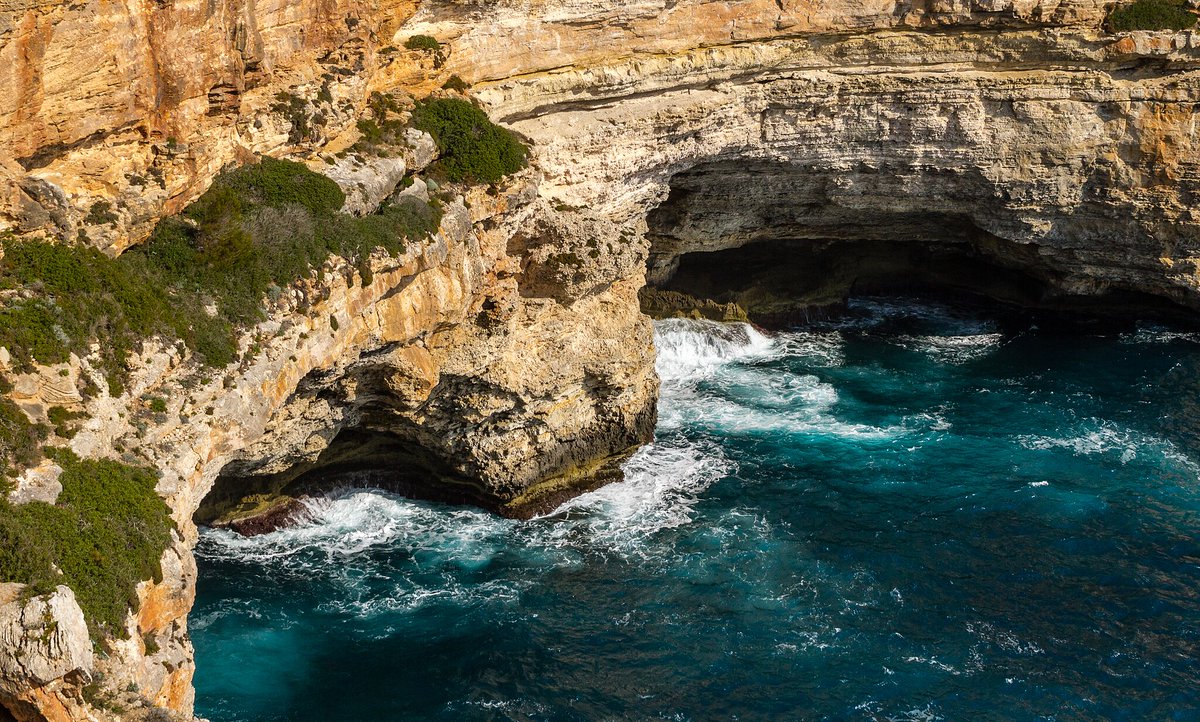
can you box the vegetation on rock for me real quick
[0,449,173,640]
[404,35,441,52]
[349,92,410,157]
[441,75,469,92]
[0,395,46,487]
[84,201,119,226]
[412,98,527,184]
[1107,0,1197,30]
[0,158,442,396]
[48,405,84,439]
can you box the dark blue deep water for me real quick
[192,299,1200,721]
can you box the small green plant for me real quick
[411,98,527,184]
[47,406,83,439]
[147,397,167,414]
[404,35,441,52]
[442,75,469,92]
[84,201,119,226]
[1107,0,1197,30]
[270,92,311,144]
[0,450,174,640]
[350,93,409,156]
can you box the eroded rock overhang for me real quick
[475,28,1200,320]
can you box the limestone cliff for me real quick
[2,0,1200,719]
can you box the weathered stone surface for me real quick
[324,154,409,216]
[0,585,93,722]
[477,30,1200,312]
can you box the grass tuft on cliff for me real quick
[0,449,174,640]
[412,98,527,184]
[1107,0,1197,31]
[0,157,443,402]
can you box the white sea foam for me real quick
[199,491,514,565]
[894,333,1005,364]
[653,318,776,381]
[538,437,733,557]
[776,330,846,368]
[200,434,733,579]
[1121,324,1200,345]
[1017,420,1198,473]
[653,319,899,440]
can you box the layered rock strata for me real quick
[465,26,1200,318]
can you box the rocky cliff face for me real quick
[460,11,1200,318]
[2,0,1200,719]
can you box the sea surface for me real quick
[192,298,1200,721]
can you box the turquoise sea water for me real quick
[192,299,1200,721]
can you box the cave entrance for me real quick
[195,428,494,536]
[642,160,1196,329]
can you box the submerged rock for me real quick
[208,495,311,537]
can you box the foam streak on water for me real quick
[193,297,1200,722]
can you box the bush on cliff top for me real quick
[0,158,443,400]
[1107,0,1197,31]
[411,98,526,184]
[0,450,174,640]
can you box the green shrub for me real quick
[351,93,409,156]
[1107,0,1197,30]
[441,75,469,92]
[411,98,527,184]
[147,397,167,414]
[0,450,174,640]
[209,157,345,216]
[404,35,441,52]
[0,239,166,391]
[47,406,83,439]
[0,156,443,411]
[84,201,119,226]
[0,396,47,483]
[269,92,312,144]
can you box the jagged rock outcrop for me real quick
[3,0,1200,719]
[0,0,426,252]
[0,585,92,722]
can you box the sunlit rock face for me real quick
[467,27,1200,317]
[3,0,1200,718]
